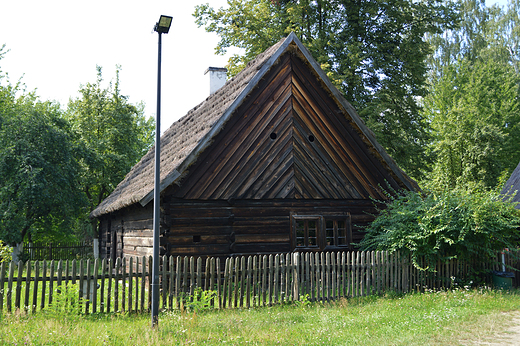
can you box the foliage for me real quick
[427,0,520,78]
[358,187,520,272]
[294,293,310,310]
[46,282,85,318]
[194,0,459,179]
[0,240,11,263]
[66,66,154,236]
[0,69,86,244]
[181,288,217,314]
[422,57,520,189]
[423,0,520,189]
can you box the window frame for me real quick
[291,213,352,251]
[292,215,322,249]
[324,214,352,249]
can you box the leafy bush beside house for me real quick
[358,186,520,274]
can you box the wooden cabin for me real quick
[90,33,419,262]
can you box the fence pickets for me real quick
[0,250,515,314]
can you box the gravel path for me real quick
[468,312,520,345]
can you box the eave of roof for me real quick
[502,161,520,208]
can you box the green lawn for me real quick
[1,288,519,345]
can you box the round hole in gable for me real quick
[308,135,315,142]
[270,132,277,140]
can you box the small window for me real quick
[294,216,320,248]
[293,213,351,250]
[325,219,349,247]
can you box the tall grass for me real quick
[1,288,519,345]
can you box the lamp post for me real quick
[152,14,172,328]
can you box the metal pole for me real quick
[151,31,162,328]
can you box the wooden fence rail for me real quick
[0,251,516,314]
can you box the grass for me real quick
[1,288,520,345]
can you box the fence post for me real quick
[190,257,195,298]
[170,256,175,310]
[262,255,267,306]
[293,252,299,301]
[246,256,252,309]
[24,260,31,313]
[252,256,258,307]
[285,253,291,302]
[308,253,315,302]
[222,258,229,309]
[93,239,99,259]
[216,257,221,309]
[268,255,273,307]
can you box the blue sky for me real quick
[0,0,511,132]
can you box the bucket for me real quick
[492,271,514,289]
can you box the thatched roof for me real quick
[502,161,520,208]
[91,33,418,219]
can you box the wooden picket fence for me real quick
[0,251,516,314]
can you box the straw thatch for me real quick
[91,33,418,219]
[502,161,520,208]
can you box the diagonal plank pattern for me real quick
[174,52,394,201]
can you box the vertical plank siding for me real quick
[0,251,517,314]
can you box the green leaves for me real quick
[66,66,154,218]
[422,0,520,190]
[423,57,520,190]
[359,187,520,272]
[0,90,86,244]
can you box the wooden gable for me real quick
[165,48,401,201]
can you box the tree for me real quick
[424,0,520,189]
[66,66,154,236]
[422,58,520,190]
[194,0,459,178]
[0,85,86,244]
[427,0,520,78]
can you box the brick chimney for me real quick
[204,67,228,95]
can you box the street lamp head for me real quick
[154,15,172,34]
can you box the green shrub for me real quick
[184,288,217,313]
[359,187,520,273]
[46,282,86,318]
[0,240,12,263]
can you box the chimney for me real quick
[205,67,228,95]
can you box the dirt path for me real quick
[467,312,520,345]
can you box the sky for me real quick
[0,0,236,132]
[0,0,510,133]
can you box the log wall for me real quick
[161,199,377,259]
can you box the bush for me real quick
[46,282,85,318]
[358,186,520,272]
[0,240,12,263]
